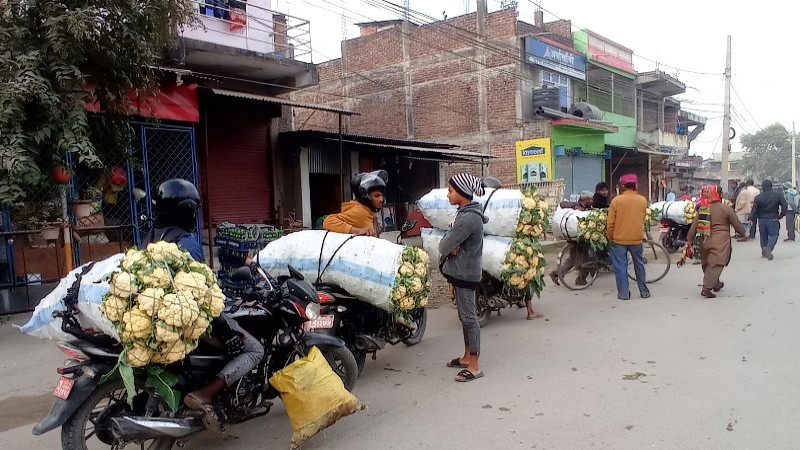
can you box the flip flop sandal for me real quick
[185,394,224,434]
[446,358,468,368]
[455,369,484,382]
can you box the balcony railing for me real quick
[183,0,312,62]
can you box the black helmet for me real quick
[153,179,201,232]
[351,170,387,211]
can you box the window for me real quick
[542,71,570,109]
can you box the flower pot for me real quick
[41,226,60,241]
[72,201,93,218]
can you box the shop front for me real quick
[549,120,617,200]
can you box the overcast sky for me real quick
[274,0,795,159]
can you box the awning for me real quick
[552,118,618,133]
[85,82,200,122]
[211,88,359,115]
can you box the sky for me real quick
[273,0,797,160]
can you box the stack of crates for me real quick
[215,222,283,294]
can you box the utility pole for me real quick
[720,35,732,190]
[793,122,797,188]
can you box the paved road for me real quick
[2,231,799,449]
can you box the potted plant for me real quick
[72,186,103,217]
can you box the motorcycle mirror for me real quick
[400,220,416,233]
[288,265,305,281]
[231,266,254,282]
[481,177,502,189]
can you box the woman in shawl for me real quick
[685,185,749,298]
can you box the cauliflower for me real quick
[151,340,187,365]
[418,250,430,264]
[525,246,534,256]
[121,308,152,341]
[127,343,153,367]
[521,197,536,209]
[110,271,138,297]
[174,271,208,299]
[189,261,216,285]
[414,263,427,277]
[399,296,415,310]
[199,284,223,308]
[393,285,408,301]
[146,241,186,263]
[525,268,536,281]
[138,266,172,289]
[410,277,424,293]
[158,290,200,327]
[205,288,226,317]
[538,200,549,210]
[398,262,414,276]
[122,249,149,271]
[419,297,429,307]
[184,314,211,340]
[155,322,181,343]
[136,288,166,316]
[101,295,129,322]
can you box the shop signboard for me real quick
[515,138,552,183]
[525,38,586,79]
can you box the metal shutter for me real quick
[572,155,603,197]
[555,156,573,200]
[205,104,273,226]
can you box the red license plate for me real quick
[53,376,75,400]
[303,315,334,331]
[660,227,669,233]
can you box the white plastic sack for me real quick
[416,188,522,237]
[19,254,123,341]
[651,201,692,225]
[550,208,591,240]
[421,228,511,279]
[257,230,404,311]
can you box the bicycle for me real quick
[555,232,670,290]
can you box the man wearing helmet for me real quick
[323,170,388,236]
[143,179,264,434]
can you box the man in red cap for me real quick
[607,174,650,300]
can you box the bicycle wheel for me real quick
[627,242,670,283]
[558,242,599,290]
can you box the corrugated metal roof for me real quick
[319,138,494,161]
[284,130,459,149]
[211,89,359,115]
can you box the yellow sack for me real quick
[269,346,365,449]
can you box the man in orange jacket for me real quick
[323,170,388,236]
[607,173,650,300]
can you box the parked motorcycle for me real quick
[311,220,427,374]
[33,262,357,449]
[660,218,690,254]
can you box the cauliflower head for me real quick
[174,271,209,299]
[122,249,149,271]
[204,286,226,317]
[158,290,200,327]
[151,339,187,365]
[121,307,152,342]
[155,322,182,343]
[100,294,129,323]
[138,266,172,289]
[110,271,138,297]
[189,261,216,285]
[184,314,211,340]
[136,288,166,316]
[127,343,153,367]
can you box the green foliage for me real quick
[739,123,797,182]
[0,0,196,205]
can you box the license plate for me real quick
[53,376,75,400]
[303,315,334,331]
[660,227,669,233]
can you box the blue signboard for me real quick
[525,38,586,80]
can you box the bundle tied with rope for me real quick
[257,230,430,316]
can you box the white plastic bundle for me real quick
[421,228,511,279]
[20,254,123,341]
[416,188,522,237]
[651,201,693,224]
[257,230,405,311]
[550,208,592,240]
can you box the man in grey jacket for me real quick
[439,173,488,382]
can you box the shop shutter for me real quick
[205,104,273,226]
[555,156,574,200]
[572,155,603,197]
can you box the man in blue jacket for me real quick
[749,179,788,260]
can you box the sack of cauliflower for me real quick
[101,242,226,368]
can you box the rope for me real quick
[316,231,357,283]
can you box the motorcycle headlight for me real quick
[305,302,320,320]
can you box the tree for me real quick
[739,123,797,182]
[0,0,196,205]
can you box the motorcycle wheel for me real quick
[476,287,492,328]
[318,345,359,392]
[661,233,681,254]
[353,351,367,376]
[61,378,175,450]
[402,308,428,346]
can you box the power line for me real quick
[730,83,762,130]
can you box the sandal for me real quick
[455,369,484,382]
[446,358,468,368]
[184,393,224,434]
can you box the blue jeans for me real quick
[610,242,649,298]
[759,219,780,251]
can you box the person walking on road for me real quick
[782,182,797,242]
[748,179,787,260]
[737,180,760,240]
[439,174,488,382]
[685,185,749,298]
[607,174,650,300]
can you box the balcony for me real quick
[174,0,316,88]
[637,127,689,154]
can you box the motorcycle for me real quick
[311,220,428,374]
[660,217,690,254]
[33,262,357,449]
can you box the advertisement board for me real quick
[515,138,552,183]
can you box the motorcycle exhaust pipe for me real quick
[111,416,204,440]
